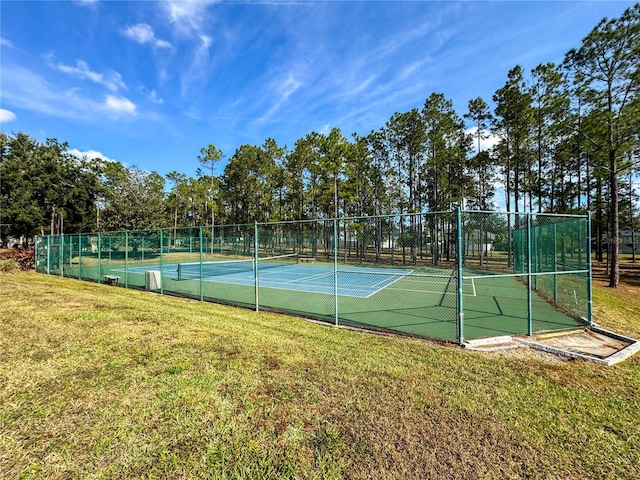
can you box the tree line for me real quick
[1,4,638,287]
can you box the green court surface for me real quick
[56,260,580,342]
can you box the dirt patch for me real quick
[532,329,632,359]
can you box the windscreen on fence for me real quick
[34,210,591,343]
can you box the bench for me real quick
[298,257,316,263]
[103,274,121,286]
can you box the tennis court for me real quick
[35,210,591,343]
[118,257,463,298]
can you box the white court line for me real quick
[363,274,409,298]
[370,273,406,288]
[282,270,334,285]
[384,287,477,297]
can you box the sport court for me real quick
[112,255,576,341]
[37,211,589,343]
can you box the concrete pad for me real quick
[515,327,640,366]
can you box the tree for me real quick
[464,97,495,210]
[493,66,534,215]
[564,3,640,287]
[198,144,224,245]
[100,165,167,231]
[0,132,101,243]
[166,171,189,234]
[220,141,279,224]
[530,63,568,213]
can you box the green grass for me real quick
[1,271,639,479]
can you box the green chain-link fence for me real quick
[35,210,591,343]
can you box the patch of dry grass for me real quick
[1,271,639,479]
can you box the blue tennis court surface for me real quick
[117,263,412,298]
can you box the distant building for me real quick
[620,230,639,254]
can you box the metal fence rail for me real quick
[35,210,592,343]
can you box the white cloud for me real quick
[122,23,172,49]
[50,58,127,92]
[2,64,146,124]
[0,109,17,123]
[75,0,98,7]
[466,127,501,153]
[179,34,215,95]
[67,148,117,163]
[102,95,137,116]
[258,73,302,123]
[148,90,164,104]
[163,1,217,36]
[0,37,13,48]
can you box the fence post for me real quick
[159,229,164,295]
[587,214,593,327]
[456,208,464,344]
[78,235,82,280]
[552,223,558,302]
[125,231,129,288]
[47,235,51,274]
[61,234,65,278]
[526,214,533,336]
[97,233,102,283]
[199,227,204,301]
[254,221,259,312]
[334,218,339,326]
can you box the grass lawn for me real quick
[1,269,639,479]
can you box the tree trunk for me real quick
[609,147,619,288]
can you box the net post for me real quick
[254,221,259,312]
[334,218,339,326]
[159,229,164,295]
[526,214,533,336]
[456,208,464,344]
[586,213,593,327]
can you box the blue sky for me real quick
[0,0,636,178]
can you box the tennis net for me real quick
[177,253,298,280]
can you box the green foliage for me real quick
[100,165,167,231]
[0,259,20,273]
[0,132,102,241]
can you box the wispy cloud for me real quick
[159,1,221,95]
[148,90,164,104]
[257,73,302,123]
[0,37,13,48]
[179,34,214,96]
[0,109,17,123]
[162,0,218,37]
[2,64,138,122]
[49,58,127,92]
[102,95,137,117]
[75,0,98,6]
[122,23,172,49]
